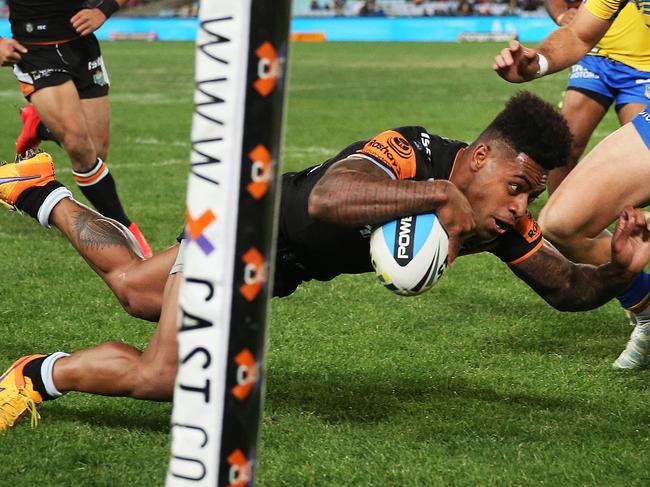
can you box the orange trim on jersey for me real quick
[356,130,417,180]
[507,239,544,267]
[73,162,108,185]
[19,81,35,98]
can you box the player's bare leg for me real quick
[617,102,646,127]
[48,198,175,321]
[540,123,650,264]
[30,83,152,257]
[547,90,607,195]
[80,96,111,162]
[48,271,181,401]
[30,81,97,172]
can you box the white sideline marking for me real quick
[54,158,187,173]
[110,93,189,104]
[128,136,189,147]
[284,145,335,155]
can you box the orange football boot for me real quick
[16,104,42,156]
[0,355,45,431]
[0,151,55,210]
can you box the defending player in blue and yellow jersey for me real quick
[495,0,650,369]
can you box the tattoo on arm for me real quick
[511,241,632,311]
[309,157,450,227]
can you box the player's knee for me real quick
[539,204,579,247]
[111,276,161,322]
[61,134,97,170]
[137,358,177,401]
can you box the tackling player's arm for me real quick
[309,156,474,262]
[510,209,650,311]
[71,0,129,37]
[545,0,579,25]
[494,5,612,83]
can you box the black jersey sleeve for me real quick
[490,211,544,266]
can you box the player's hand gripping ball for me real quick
[370,213,449,296]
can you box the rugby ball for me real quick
[370,213,449,296]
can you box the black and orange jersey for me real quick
[8,0,87,42]
[275,126,544,296]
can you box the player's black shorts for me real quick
[13,35,110,100]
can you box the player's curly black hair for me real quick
[479,91,572,170]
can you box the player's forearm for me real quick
[537,27,593,75]
[308,173,450,227]
[513,245,633,311]
[553,262,634,311]
[537,8,610,75]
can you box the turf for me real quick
[0,41,648,486]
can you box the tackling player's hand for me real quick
[0,38,27,66]
[611,207,650,275]
[435,181,475,265]
[71,9,108,37]
[493,40,540,83]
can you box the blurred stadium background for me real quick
[0,2,648,486]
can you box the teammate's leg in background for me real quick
[28,82,152,258]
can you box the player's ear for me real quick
[470,143,489,172]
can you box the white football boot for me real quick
[613,318,650,370]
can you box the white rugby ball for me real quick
[370,213,449,296]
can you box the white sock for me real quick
[37,187,73,228]
[41,352,70,398]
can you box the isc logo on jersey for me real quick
[370,213,449,296]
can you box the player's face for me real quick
[465,149,547,241]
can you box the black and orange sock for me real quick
[73,158,132,227]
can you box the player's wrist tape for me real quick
[535,53,549,78]
[97,0,120,19]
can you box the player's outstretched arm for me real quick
[493,8,610,83]
[510,209,650,311]
[308,156,475,263]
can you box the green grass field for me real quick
[0,41,648,486]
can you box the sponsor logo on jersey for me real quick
[515,211,541,243]
[240,247,266,301]
[232,348,259,401]
[227,449,252,487]
[358,130,416,179]
[247,144,272,199]
[253,41,282,97]
[420,132,431,159]
[387,136,413,159]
